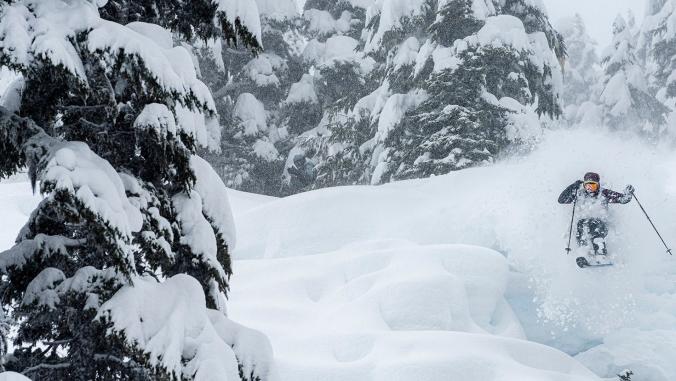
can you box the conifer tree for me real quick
[557,14,601,121]
[296,0,564,185]
[200,0,306,196]
[282,0,380,192]
[599,14,669,136]
[0,1,270,379]
[639,0,676,135]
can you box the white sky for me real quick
[541,0,647,48]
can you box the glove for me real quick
[625,184,635,195]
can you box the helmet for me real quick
[584,172,600,183]
[583,172,600,193]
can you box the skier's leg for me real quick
[589,219,608,256]
[576,219,588,247]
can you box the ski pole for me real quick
[565,194,578,254]
[632,192,672,255]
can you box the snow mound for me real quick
[229,242,598,380]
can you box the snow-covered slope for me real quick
[2,128,675,380]
[230,243,601,380]
[229,127,676,381]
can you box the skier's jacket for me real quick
[558,182,631,220]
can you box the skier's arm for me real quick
[558,181,582,204]
[603,188,632,204]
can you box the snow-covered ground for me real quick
[2,127,676,380]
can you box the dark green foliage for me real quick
[381,43,557,182]
[100,0,262,52]
[280,101,323,136]
[312,112,373,188]
[430,0,485,46]
[316,61,366,106]
[0,108,41,179]
[653,37,676,96]
[1,184,140,378]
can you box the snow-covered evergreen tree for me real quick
[379,1,565,182]
[639,0,676,134]
[199,0,307,196]
[557,14,601,122]
[280,0,379,192]
[0,1,271,379]
[599,13,669,136]
[289,0,565,187]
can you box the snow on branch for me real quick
[40,142,143,240]
[97,275,257,380]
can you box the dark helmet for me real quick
[584,172,600,183]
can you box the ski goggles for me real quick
[584,181,599,192]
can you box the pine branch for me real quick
[22,361,71,375]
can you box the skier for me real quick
[558,172,634,265]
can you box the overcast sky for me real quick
[541,0,646,48]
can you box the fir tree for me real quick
[0,1,269,379]
[282,0,394,191]
[303,0,565,184]
[200,0,306,196]
[280,0,565,188]
[599,14,669,136]
[557,14,601,121]
[639,0,676,134]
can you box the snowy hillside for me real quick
[208,128,673,380]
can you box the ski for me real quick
[576,257,613,268]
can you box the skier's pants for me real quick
[576,218,608,254]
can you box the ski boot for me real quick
[576,238,612,268]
